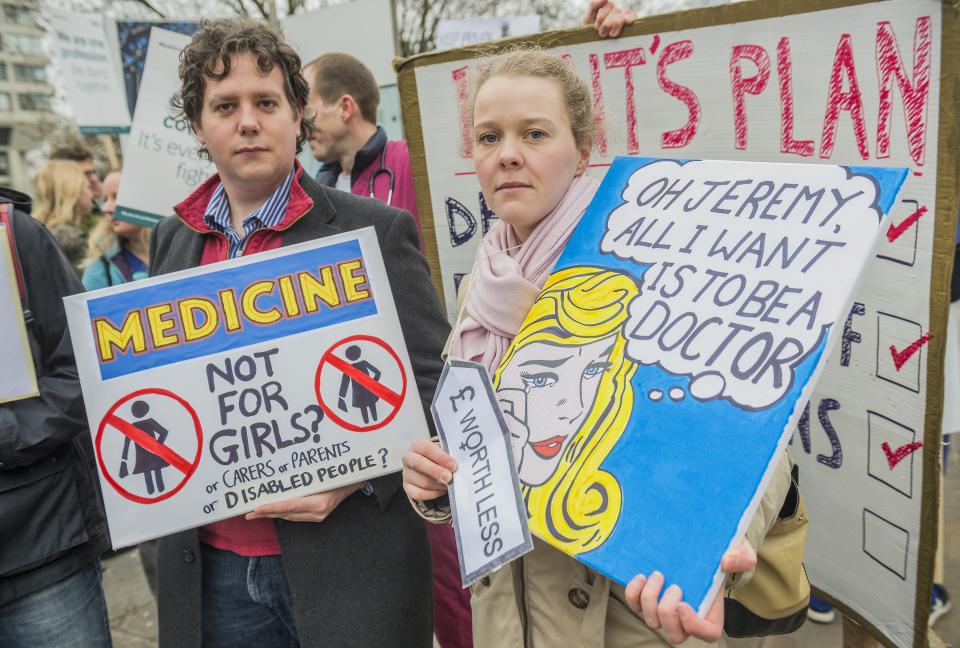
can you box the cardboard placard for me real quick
[64,229,430,548]
[494,156,905,615]
[114,28,214,227]
[396,1,960,645]
[47,11,131,135]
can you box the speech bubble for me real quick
[601,160,881,410]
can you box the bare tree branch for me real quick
[124,0,166,18]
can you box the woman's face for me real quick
[500,336,613,486]
[102,172,139,239]
[472,75,589,242]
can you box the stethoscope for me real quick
[368,146,395,207]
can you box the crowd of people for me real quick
[0,0,951,646]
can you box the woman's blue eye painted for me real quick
[520,371,558,389]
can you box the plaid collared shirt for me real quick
[203,166,295,258]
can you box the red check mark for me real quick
[886,205,926,243]
[881,441,922,469]
[889,333,930,370]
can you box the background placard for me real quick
[396,1,960,646]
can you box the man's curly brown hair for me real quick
[172,17,315,160]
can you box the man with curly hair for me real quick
[149,17,447,648]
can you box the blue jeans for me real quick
[0,561,111,647]
[201,544,299,648]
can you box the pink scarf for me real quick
[449,173,601,374]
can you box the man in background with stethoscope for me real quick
[304,53,423,239]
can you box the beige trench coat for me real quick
[417,451,792,648]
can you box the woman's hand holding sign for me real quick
[625,538,758,644]
[402,438,458,501]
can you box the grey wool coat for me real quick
[149,172,450,648]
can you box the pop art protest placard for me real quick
[64,229,430,548]
[494,157,907,615]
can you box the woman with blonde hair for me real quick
[402,48,800,647]
[82,170,150,290]
[32,159,94,270]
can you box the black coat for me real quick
[0,190,109,605]
[150,174,450,648]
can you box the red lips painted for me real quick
[530,435,567,459]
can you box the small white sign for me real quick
[115,27,215,226]
[431,359,533,586]
[436,15,541,50]
[0,226,37,403]
[48,11,131,134]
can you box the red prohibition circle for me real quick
[314,334,408,433]
[95,387,203,505]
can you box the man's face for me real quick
[305,77,348,164]
[193,53,301,193]
[79,158,102,199]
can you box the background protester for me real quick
[82,171,150,290]
[304,53,422,234]
[402,49,802,647]
[0,187,112,646]
[50,143,104,211]
[304,52,469,647]
[149,18,447,647]
[32,159,95,271]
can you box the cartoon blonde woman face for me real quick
[497,337,614,486]
[494,266,640,555]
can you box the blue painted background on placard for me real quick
[542,156,907,608]
[88,239,377,380]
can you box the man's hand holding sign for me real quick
[245,482,364,522]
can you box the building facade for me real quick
[0,0,52,192]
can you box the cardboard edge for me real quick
[0,226,38,403]
[396,62,445,309]
[913,3,960,647]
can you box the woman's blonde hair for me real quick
[494,266,639,554]
[33,160,87,229]
[473,47,594,152]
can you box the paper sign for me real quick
[47,12,131,134]
[113,20,199,117]
[115,27,214,227]
[64,229,430,547]
[436,15,540,50]
[0,226,36,403]
[431,360,533,586]
[494,157,906,615]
